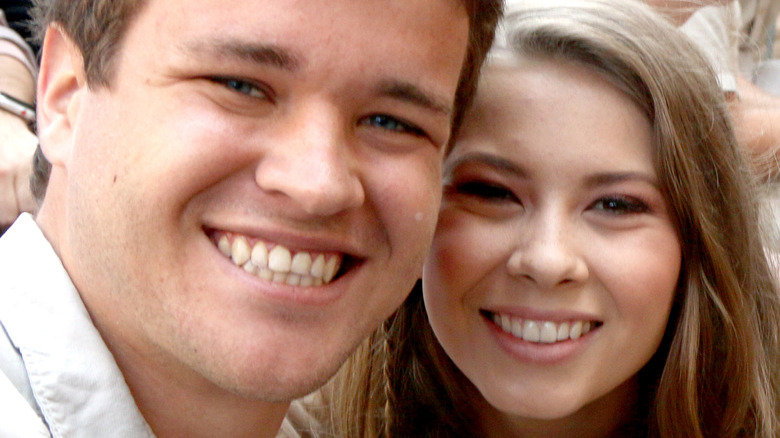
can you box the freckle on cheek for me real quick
[113,175,117,183]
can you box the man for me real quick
[0,0,501,436]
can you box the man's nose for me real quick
[254,103,365,216]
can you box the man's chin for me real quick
[217,346,354,402]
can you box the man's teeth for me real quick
[491,312,595,344]
[218,235,341,286]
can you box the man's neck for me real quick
[91,314,290,438]
[120,346,289,438]
[138,382,289,438]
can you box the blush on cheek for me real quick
[426,241,463,286]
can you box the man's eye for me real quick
[451,181,518,202]
[590,196,648,214]
[361,114,425,137]
[211,77,269,99]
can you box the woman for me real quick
[327,0,780,436]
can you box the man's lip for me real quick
[202,222,366,255]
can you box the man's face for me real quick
[47,0,468,400]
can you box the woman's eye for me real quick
[452,181,518,202]
[361,114,425,137]
[211,77,269,99]
[591,196,648,214]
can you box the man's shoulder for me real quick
[0,214,58,275]
[0,216,155,437]
[0,215,54,435]
[0,215,69,436]
[0,214,70,305]
[0,320,36,405]
[0,376,50,437]
[0,325,50,437]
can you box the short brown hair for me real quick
[29,0,502,202]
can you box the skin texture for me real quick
[423,58,681,438]
[34,0,469,436]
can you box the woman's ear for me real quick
[36,24,87,168]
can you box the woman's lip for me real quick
[480,306,602,324]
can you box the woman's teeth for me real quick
[491,312,596,344]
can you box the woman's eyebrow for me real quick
[583,172,660,189]
[444,152,527,177]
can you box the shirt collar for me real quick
[0,214,155,437]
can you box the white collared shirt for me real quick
[0,214,155,437]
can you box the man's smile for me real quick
[212,231,344,286]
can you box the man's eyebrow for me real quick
[378,80,453,116]
[178,39,300,71]
[444,152,526,176]
[177,42,450,115]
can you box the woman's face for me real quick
[423,57,681,434]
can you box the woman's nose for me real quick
[506,216,589,289]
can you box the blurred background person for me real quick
[0,2,36,233]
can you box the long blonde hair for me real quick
[329,1,780,436]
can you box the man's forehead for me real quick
[133,0,467,62]
[115,0,468,116]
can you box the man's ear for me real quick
[36,24,87,168]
